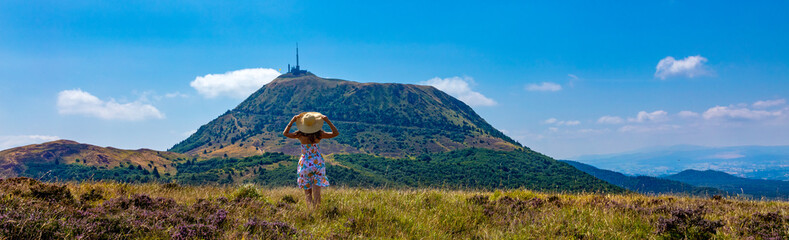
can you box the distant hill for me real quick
[0,140,184,179]
[170,72,522,158]
[561,160,723,196]
[665,169,789,200]
[572,145,789,180]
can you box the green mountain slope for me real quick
[170,72,521,158]
[562,160,723,196]
[169,148,625,192]
[16,147,622,192]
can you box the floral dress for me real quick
[297,143,330,189]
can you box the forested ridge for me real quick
[561,160,724,196]
[20,148,622,193]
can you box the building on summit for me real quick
[287,45,308,76]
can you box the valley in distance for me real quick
[2,72,787,239]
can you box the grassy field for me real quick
[1,178,788,239]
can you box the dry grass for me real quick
[61,182,789,239]
[2,178,788,239]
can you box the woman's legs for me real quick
[304,188,313,206]
[313,186,322,206]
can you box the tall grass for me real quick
[1,178,788,239]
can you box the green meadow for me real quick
[2,178,787,239]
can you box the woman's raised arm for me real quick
[320,115,340,139]
[283,115,300,138]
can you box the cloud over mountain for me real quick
[0,135,59,150]
[421,76,496,107]
[57,89,164,121]
[191,68,281,99]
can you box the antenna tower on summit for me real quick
[287,44,307,75]
[296,44,299,69]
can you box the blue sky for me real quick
[1,1,788,158]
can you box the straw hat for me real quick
[296,112,324,134]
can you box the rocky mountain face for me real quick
[170,72,522,158]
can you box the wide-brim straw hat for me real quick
[296,112,324,134]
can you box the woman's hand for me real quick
[321,114,339,139]
[290,114,302,123]
[284,114,301,138]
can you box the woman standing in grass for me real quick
[283,112,339,208]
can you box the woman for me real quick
[282,112,339,208]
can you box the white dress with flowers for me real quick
[297,143,330,189]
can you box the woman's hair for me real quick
[296,130,323,143]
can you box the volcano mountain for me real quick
[170,72,522,158]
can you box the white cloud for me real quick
[57,89,165,121]
[702,105,782,120]
[421,76,497,107]
[678,111,700,118]
[165,92,189,98]
[597,115,624,124]
[0,135,59,150]
[618,124,679,133]
[655,55,710,79]
[526,82,562,92]
[191,68,281,99]
[567,74,579,87]
[629,110,669,123]
[578,128,609,134]
[753,99,786,109]
[182,129,197,137]
[544,118,580,126]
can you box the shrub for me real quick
[244,218,297,239]
[162,182,181,189]
[281,195,297,204]
[80,188,104,203]
[739,211,789,240]
[467,195,489,205]
[0,193,228,239]
[0,177,75,205]
[171,224,219,240]
[656,206,724,240]
[232,184,262,201]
